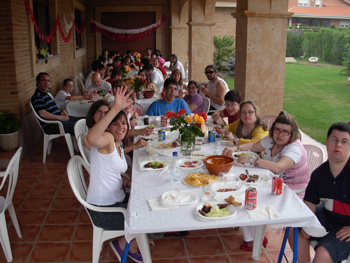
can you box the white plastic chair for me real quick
[77,135,90,164]
[30,102,75,163]
[0,147,22,262]
[202,96,211,114]
[66,156,150,263]
[304,144,325,177]
[261,115,277,130]
[72,75,86,95]
[78,72,86,83]
[74,119,88,140]
[134,102,145,116]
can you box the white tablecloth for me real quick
[66,100,93,117]
[125,142,326,262]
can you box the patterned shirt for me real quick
[31,89,61,128]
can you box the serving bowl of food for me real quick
[203,155,235,176]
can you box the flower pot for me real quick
[0,131,19,152]
[143,91,155,99]
[180,134,195,156]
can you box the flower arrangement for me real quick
[165,109,207,154]
[133,52,143,67]
[120,63,131,79]
[129,76,148,93]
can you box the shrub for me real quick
[214,36,235,74]
[0,111,21,134]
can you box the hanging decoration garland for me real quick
[91,15,166,42]
[24,0,86,44]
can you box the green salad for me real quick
[206,205,230,217]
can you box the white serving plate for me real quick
[161,190,197,206]
[233,151,260,167]
[196,201,236,220]
[178,159,203,170]
[236,171,272,185]
[139,160,168,171]
[210,181,244,195]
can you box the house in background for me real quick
[288,0,350,28]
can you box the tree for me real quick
[214,36,235,74]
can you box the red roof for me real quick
[289,0,350,17]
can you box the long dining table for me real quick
[125,118,326,263]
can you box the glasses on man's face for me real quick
[95,110,108,116]
[224,102,239,108]
[273,127,291,136]
[241,111,255,116]
[328,137,350,146]
[205,70,215,75]
[40,79,50,83]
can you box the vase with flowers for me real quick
[129,76,148,98]
[165,109,208,155]
[120,64,131,79]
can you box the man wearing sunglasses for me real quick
[298,122,350,263]
[201,64,229,112]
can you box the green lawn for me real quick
[225,63,350,144]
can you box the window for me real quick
[73,0,86,58]
[315,0,322,7]
[298,0,309,6]
[313,21,320,27]
[340,21,350,28]
[322,21,329,27]
[32,0,58,58]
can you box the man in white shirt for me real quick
[87,72,112,94]
[164,54,185,79]
[143,64,164,94]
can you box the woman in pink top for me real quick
[223,111,309,251]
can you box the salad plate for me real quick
[139,160,168,171]
[196,201,236,220]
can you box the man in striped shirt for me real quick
[298,122,350,263]
[31,72,80,135]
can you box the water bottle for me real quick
[213,134,221,155]
[170,152,180,184]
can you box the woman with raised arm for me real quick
[85,87,143,262]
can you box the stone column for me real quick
[188,0,216,82]
[233,0,292,116]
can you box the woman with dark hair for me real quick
[217,100,268,145]
[223,110,309,251]
[85,87,143,262]
[183,80,204,114]
[86,100,110,129]
[211,90,242,125]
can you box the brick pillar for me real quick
[233,0,292,116]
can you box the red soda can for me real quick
[89,93,93,100]
[272,175,283,195]
[178,89,183,97]
[245,187,257,210]
[93,90,97,95]
[161,116,167,127]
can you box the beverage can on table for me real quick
[208,130,216,143]
[178,89,183,97]
[93,90,97,95]
[158,130,165,142]
[245,187,257,210]
[88,93,93,100]
[161,116,167,127]
[143,116,149,125]
[272,175,283,195]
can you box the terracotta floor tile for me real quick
[51,197,80,210]
[218,227,241,235]
[74,224,93,241]
[37,225,75,241]
[266,248,294,263]
[153,258,189,263]
[265,229,288,250]
[8,224,41,242]
[219,234,247,254]
[190,254,231,263]
[19,167,42,177]
[187,228,218,236]
[21,197,53,210]
[41,167,66,177]
[12,198,24,210]
[14,187,31,199]
[56,184,75,197]
[17,210,48,225]
[150,238,187,258]
[0,242,34,263]
[229,251,272,263]
[61,176,70,186]
[45,210,79,224]
[78,210,91,224]
[28,187,58,198]
[29,242,71,262]
[16,177,37,187]
[69,241,93,262]
[185,236,226,257]
[34,176,62,186]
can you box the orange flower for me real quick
[186,116,193,124]
[198,116,205,125]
